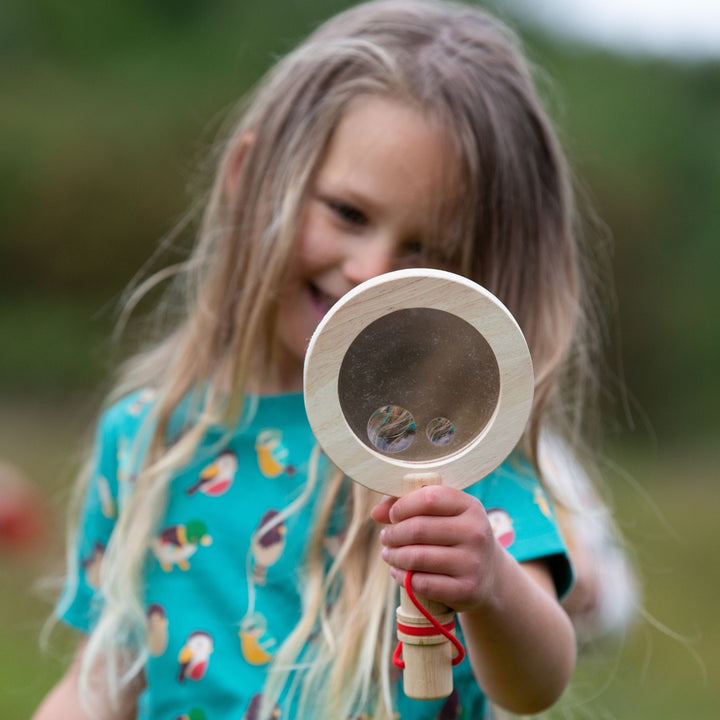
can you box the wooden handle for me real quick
[394,473,455,700]
[397,586,455,700]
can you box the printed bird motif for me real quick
[187,450,238,497]
[116,436,137,484]
[251,509,286,585]
[174,709,207,720]
[146,603,169,657]
[97,476,116,519]
[488,508,515,548]
[436,688,461,719]
[151,520,212,571]
[81,541,105,589]
[177,631,214,682]
[128,388,156,416]
[243,693,280,720]
[239,612,276,666]
[533,486,552,519]
[254,430,295,478]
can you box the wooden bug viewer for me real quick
[304,268,534,700]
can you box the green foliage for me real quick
[1,0,719,445]
[532,42,720,442]
[0,294,110,393]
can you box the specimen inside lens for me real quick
[338,307,500,462]
[367,405,416,453]
[426,417,455,446]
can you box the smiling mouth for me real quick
[308,283,338,318]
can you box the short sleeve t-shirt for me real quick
[59,390,572,720]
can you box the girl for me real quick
[34,1,632,718]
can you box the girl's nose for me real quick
[343,242,395,286]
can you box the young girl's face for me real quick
[271,95,458,392]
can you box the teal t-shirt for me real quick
[59,390,572,720]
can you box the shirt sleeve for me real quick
[56,404,125,633]
[465,452,574,599]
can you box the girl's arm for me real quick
[32,637,142,720]
[457,555,576,713]
[372,486,576,715]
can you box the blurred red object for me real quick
[0,461,53,557]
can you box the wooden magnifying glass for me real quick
[303,268,534,700]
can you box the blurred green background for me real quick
[1,1,718,717]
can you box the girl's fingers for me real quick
[389,568,481,610]
[373,485,494,609]
[386,485,474,523]
[380,514,472,548]
[370,495,397,524]
[382,542,471,577]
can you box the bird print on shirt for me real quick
[177,631,214,683]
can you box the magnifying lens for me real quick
[303,268,534,699]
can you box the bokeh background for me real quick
[1,1,718,717]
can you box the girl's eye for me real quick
[404,240,424,257]
[395,240,425,268]
[398,241,455,271]
[328,200,368,227]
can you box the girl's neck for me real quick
[248,354,305,396]
[252,376,304,396]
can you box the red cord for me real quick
[393,571,466,669]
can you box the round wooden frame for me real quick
[303,269,534,496]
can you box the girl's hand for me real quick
[371,486,501,613]
[373,486,577,714]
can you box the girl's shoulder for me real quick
[97,388,158,441]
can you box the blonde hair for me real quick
[67,0,608,717]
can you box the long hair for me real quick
[69,1,607,717]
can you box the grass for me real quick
[0,398,93,718]
[0,398,717,719]
[554,446,719,718]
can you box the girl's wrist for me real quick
[460,540,514,619]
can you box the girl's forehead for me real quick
[318,96,460,215]
[331,95,452,157]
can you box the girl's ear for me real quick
[224,132,255,201]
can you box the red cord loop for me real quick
[392,571,466,669]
